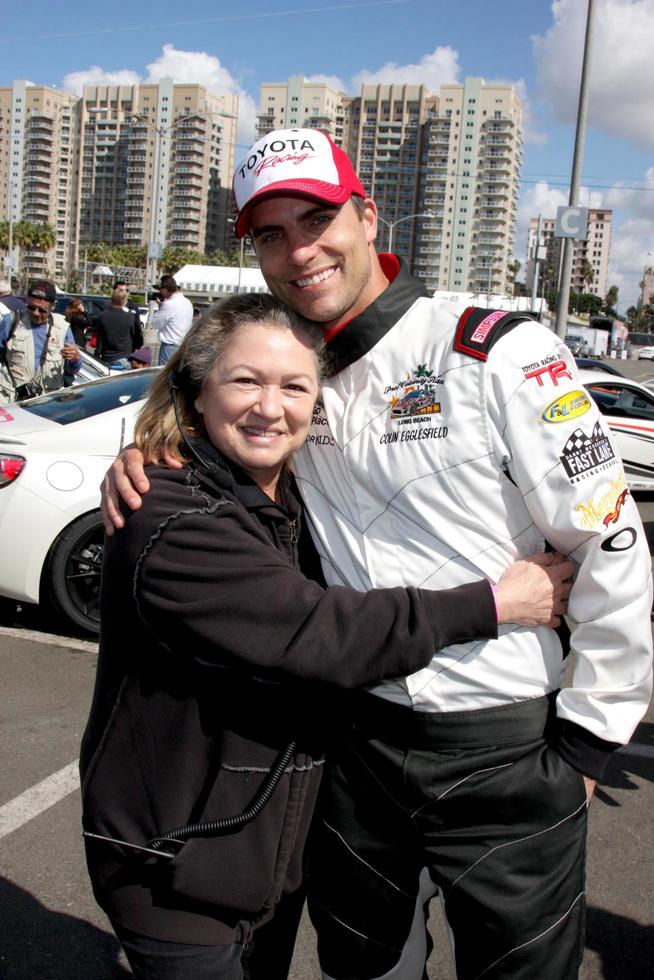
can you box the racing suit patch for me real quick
[454,307,534,361]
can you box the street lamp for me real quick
[227,218,246,293]
[376,211,434,256]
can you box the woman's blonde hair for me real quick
[134,293,325,463]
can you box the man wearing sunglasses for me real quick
[0,279,81,402]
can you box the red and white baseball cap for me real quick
[232,128,366,238]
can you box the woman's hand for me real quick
[496,552,574,628]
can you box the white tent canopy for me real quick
[172,264,268,297]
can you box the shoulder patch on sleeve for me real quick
[454,307,535,361]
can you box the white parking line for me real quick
[0,761,80,841]
[0,624,98,654]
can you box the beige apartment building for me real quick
[0,79,238,287]
[77,81,237,265]
[0,81,78,282]
[257,75,523,294]
[527,210,612,299]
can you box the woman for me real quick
[64,297,92,347]
[80,295,572,980]
[94,286,144,366]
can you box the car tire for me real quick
[43,511,104,636]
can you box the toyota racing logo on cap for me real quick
[232,128,366,237]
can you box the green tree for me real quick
[605,284,619,311]
[580,258,594,293]
[159,247,209,276]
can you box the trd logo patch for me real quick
[524,360,572,388]
[560,422,616,483]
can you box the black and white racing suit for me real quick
[293,256,652,980]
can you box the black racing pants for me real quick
[307,694,588,980]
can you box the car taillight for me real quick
[0,454,26,487]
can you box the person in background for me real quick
[151,275,194,366]
[82,293,571,980]
[0,277,26,316]
[95,287,144,368]
[0,279,81,401]
[65,297,93,347]
[103,127,653,980]
[129,345,152,370]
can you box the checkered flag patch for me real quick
[562,422,604,455]
[562,428,591,454]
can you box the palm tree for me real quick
[507,259,521,295]
[605,285,619,313]
[580,258,594,292]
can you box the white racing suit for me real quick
[294,257,652,980]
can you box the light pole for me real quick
[226,218,246,292]
[376,211,434,256]
[554,0,596,338]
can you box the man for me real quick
[94,287,144,367]
[151,274,193,365]
[0,279,81,401]
[102,129,652,979]
[113,280,140,314]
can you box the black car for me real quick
[53,293,112,319]
[575,358,625,377]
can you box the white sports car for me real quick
[578,369,654,491]
[0,369,158,635]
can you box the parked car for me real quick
[578,369,654,490]
[565,334,590,358]
[0,369,158,635]
[637,346,654,361]
[53,293,112,320]
[575,358,625,377]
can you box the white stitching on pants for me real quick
[474,890,586,978]
[450,799,587,889]
[320,819,415,897]
[310,898,403,951]
[410,763,514,817]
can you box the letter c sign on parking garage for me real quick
[555,206,589,240]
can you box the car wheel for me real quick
[43,511,104,636]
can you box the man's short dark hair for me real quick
[160,276,179,293]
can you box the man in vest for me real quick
[0,280,81,402]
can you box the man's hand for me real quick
[61,343,81,362]
[583,776,596,805]
[100,446,182,535]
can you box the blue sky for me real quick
[2,0,652,308]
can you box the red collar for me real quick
[322,253,400,343]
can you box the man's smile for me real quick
[293,266,338,289]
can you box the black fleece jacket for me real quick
[80,445,496,946]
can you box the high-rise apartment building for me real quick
[257,75,348,143]
[0,79,238,286]
[527,210,612,299]
[256,76,523,295]
[76,80,238,264]
[0,81,78,281]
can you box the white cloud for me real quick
[61,66,140,95]
[304,73,347,92]
[62,45,257,147]
[351,45,461,91]
[533,0,654,151]
[144,44,256,146]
